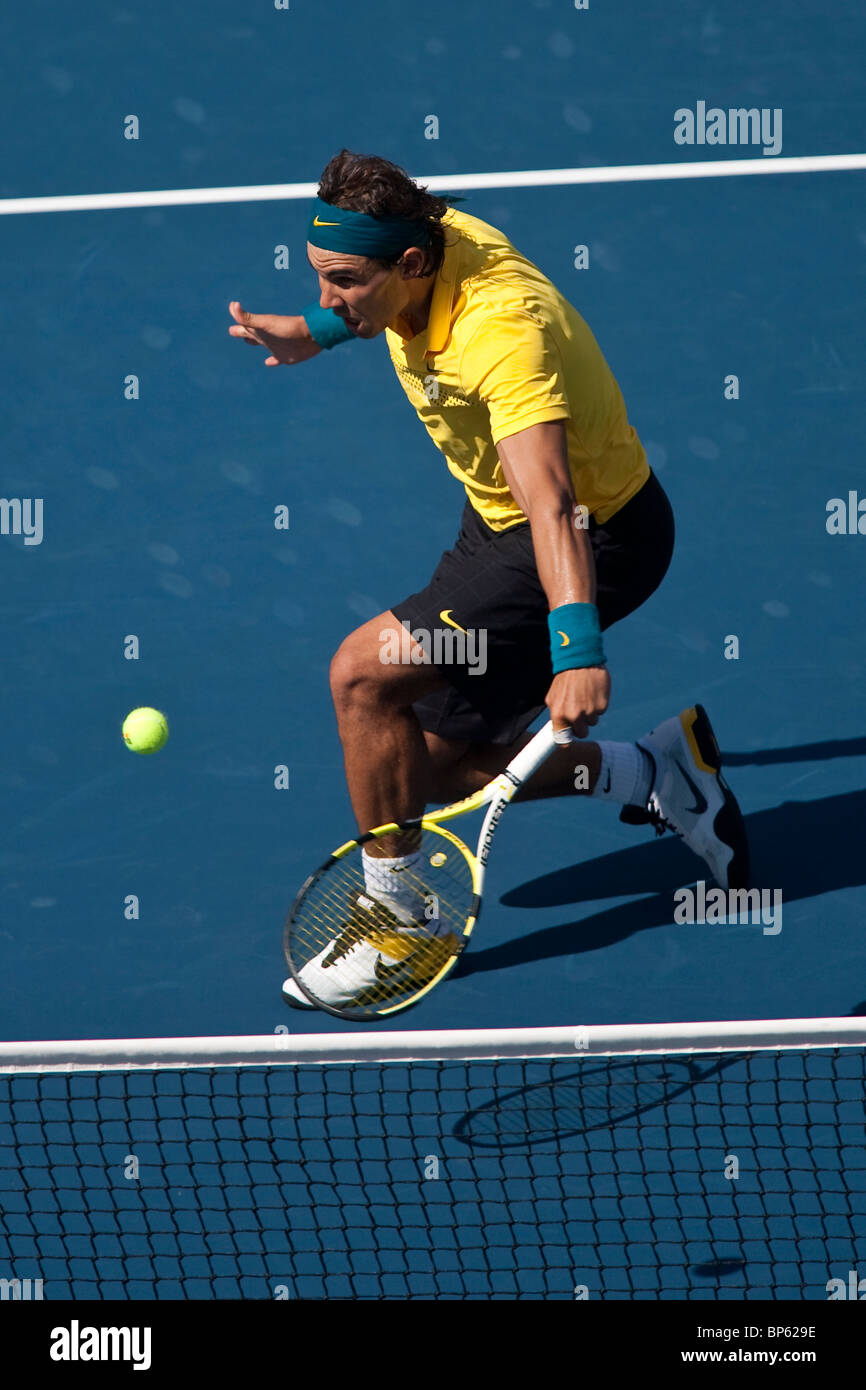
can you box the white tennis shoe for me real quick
[281,976,317,1009]
[282,890,458,1012]
[622,705,750,889]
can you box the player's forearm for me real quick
[495,421,596,609]
[529,505,597,610]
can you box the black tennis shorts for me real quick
[390,470,675,746]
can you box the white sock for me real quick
[362,849,427,927]
[592,741,654,806]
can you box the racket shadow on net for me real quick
[452,1052,752,1289]
[283,720,565,1022]
[452,1053,744,1147]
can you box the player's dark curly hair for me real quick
[317,149,454,277]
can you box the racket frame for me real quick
[284,720,564,1019]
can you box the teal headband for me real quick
[307,196,431,258]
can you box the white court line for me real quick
[0,152,863,216]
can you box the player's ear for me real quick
[400,248,425,278]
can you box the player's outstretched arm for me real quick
[228,301,324,367]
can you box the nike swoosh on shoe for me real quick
[374,954,410,984]
[673,758,709,815]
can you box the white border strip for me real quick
[1,1017,864,1072]
[0,153,863,216]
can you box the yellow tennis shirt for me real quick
[385,208,649,532]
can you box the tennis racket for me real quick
[283,719,568,1021]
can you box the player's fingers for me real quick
[231,303,282,336]
[264,355,281,366]
[229,302,279,337]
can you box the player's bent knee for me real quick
[329,630,413,710]
[329,637,382,709]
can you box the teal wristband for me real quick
[301,302,356,350]
[548,603,605,674]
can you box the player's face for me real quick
[307,245,410,338]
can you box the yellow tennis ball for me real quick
[430,851,447,867]
[122,707,169,755]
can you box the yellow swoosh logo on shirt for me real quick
[440,609,468,635]
[556,631,570,648]
[313,215,341,226]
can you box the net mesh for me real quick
[1,1033,865,1300]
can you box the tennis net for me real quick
[1,1018,864,1300]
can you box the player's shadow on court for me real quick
[454,788,866,979]
[721,735,866,766]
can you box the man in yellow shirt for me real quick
[229,150,749,1010]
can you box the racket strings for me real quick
[285,828,476,1014]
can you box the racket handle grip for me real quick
[506,720,563,785]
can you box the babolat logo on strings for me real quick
[0,497,43,545]
[674,101,782,156]
[49,1320,152,1371]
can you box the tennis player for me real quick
[229,150,749,1010]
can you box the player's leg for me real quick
[429,704,748,891]
[329,611,450,837]
[283,619,466,1012]
[429,732,600,801]
[429,729,649,809]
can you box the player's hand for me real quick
[545,666,611,741]
[228,301,323,366]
